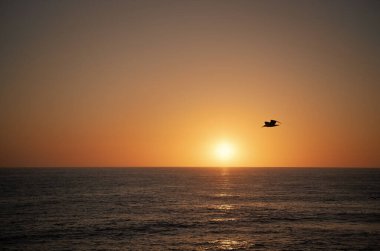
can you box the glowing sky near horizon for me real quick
[0,0,379,167]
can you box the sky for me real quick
[1,0,379,167]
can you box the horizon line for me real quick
[1,166,379,169]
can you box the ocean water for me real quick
[0,168,379,250]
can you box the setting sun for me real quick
[214,142,235,162]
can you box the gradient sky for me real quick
[1,0,379,167]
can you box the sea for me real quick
[0,168,379,250]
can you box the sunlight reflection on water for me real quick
[215,204,234,210]
[204,171,249,250]
[209,239,249,250]
[210,217,237,222]
[215,192,230,197]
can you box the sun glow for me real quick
[214,142,235,162]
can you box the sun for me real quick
[214,142,235,162]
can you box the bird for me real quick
[263,120,281,127]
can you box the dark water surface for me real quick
[1,168,379,250]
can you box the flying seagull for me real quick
[263,120,281,127]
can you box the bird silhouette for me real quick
[263,120,281,127]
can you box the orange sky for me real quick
[1,0,379,167]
